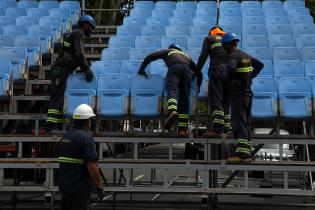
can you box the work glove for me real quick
[138,69,148,79]
[97,187,105,202]
[85,70,94,82]
[196,72,203,93]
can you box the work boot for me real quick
[226,156,252,163]
[164,111,178,130]
[178,130,189,137]
[204,130,223,138]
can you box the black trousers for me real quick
[61,193,90,210]
[46,67,71,127]
[208,65,230,133]
[231,95,252,158]
[166,63,193,131]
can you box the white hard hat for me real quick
[73,104,96,119]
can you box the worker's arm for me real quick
[195,37,209,74]
[73,31,93,82]
[87,160,102,189]
[190,58,203,90]
[138,50,168,77]
[251,56,264,78]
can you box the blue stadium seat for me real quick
[252,77,277,119]
[128,48,157,60]
[155,1,175,9]
[49,8,71,32]
[193,17,215,26]
[117,25,141,36]
[241,1,261,9]
[304,61,315,80]
[0,16,15,26]
[130,75,164,118]
[173,9,196,18]
[220,8,241,17]
[0,47,27,80]
[257,60,274,78]
[5,7,27,16]
[243,36,269,49]
[287,8,310,16]
[187,36,204,49]
[0,8,4,16]
[64,73,97,117]
[290,15,314,25]
[220,1,240,9]
[141,25,165,36]
[190,26,209,36]
[241,8,264,17]
[101,48,129,61]
[221,24,242,37]
[278,77,311,119]
[59,1,80,24]
[16,16,39,27]
[18,0,38,9]
[186,48,203,63]
[135,36,160,48]
[149,61,167,76]
[109,36,134,48]
[296,35,315,49]
[146,17,169,26]
[242,16,265,25]
[267,24,292,36]
[3,25,28,36]
[293,24,315,36]
[130,9,152,18]
[0,0,17,9]
[284,0,305,10]
[27,8,49,17]
[39,16,62,42]
[302,47,315,61]
[195,9,217,18]
[166,26,190,36]
[274,60,304,79]
[219,16,242,25]
[269,35,295,49]
[169,17,193,26]
[134,1,154,10]
[91,61,120,75]
[14,36,41,66]
[151,8,173,18]
[97,73,130,119]
[0,60,11,97]
[245,47,272,61]
[120,60,144,75]
[39,0,59,9]
[0,27,2,35]
[262,1,283,10]
[264,8,287,17]
[0,35,14,47]
[242,24,267,36]
[123,17,146,26]
[197,1,216,9]
[265,17,290,25]
[160,36,187,49]
[273,47,301,62]
[175,1,197,10]
[28,25,51,53]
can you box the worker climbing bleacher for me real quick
[221,33,264,162]
[137,44,200,136]
[45,15,96,134]
[195,26,231,137]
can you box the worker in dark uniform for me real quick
[45,15,96,134]
[221,33,264,161]
[137,44,200,136]
[195,26,231,137]
[59,104,104,210]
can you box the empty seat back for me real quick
[120,60,144,75]
[39,1,59,9]
[267,24,291,35]
[117,25,141,36]
[135,36,161,48]
[296,35,315,49]
[108,36,134,48]
[0,16,16,26]
[129,48,157,60]
[273,47,301,61]
[91,61,120,75]
[274,60,304,78]
[245,47,272,61]
[16,16,39,27]
[3,25,28,36]
[0,35,14,47]
[269,35,295,48]
[5,7,27,16]
[27,8,49,17]
[149,61,167,76]
[302,47,315,61]
[242,24,267,36]
[18,0,39,9]
[141,26,165,36]
[304,60,315,80]
[101,48,129,61]
[243,35,268,48]
[257,60,274,78]
[161,36,187,49]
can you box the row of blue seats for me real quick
[64,73,195,118]
[252,77,315,120]
[0,0,80,11]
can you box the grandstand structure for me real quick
[1,0,315,209]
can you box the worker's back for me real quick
[208,35,229,67]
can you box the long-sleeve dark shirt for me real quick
[227,49,264,98]
[138,49,196,73]
[54,29,90,72]
[195,35,229,74]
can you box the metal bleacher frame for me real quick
[1,0,315,209]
